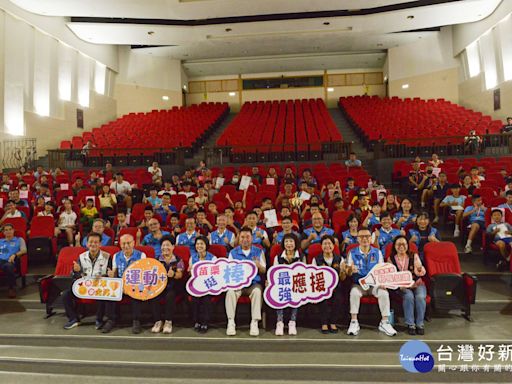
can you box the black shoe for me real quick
[408,325,416,335]
[329,325,339,334]
[132,320,142,334]
[199,324,208,334]
[416,327,425,335]
[194,322,201,332]
[101,320,115,334]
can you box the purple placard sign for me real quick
[264,262,339,309]
[186,259,257,297]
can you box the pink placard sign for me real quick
[186,259,257,297]
[358,262,414,290]
[264,262,339,309]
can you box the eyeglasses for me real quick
[357,235,371,239]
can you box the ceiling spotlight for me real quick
[229,92,236,96]
[147,31,155,35]
[407,15,414,19]
[402,84,409,89]
[323,22,330,25]
[225,28,232,32]
[162,95,169,101]
[327,88,334,92]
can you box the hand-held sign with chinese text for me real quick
[358,262,414,290]
[123,258,168,301]
[264,263,339,309]
[186,259,257,297]
[72,277,124,301]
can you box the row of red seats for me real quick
[340,96,502,142]
[217,99,342,153]
[60,102,229,153]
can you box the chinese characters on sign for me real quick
[359,262,414,290]
[264,263,339,309]
[123,258,168,301]
[72,277,123,301]
[186,259,258,297]
[435,344,512,373]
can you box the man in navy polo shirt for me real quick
[225,227,266,337]
[0,224,27,298]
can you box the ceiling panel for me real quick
[9,0,425,19]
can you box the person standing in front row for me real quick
[189,236,216,334]
[225,227,266,337]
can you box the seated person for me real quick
[208,214,235,249]
[37,201,55,217]
[341,214,360,254]
[98,184,117,220]
[142,218,171,257]
[243,211,270,248]
[196,209,213,235]
[408,212,441,258]
[109,173,133,211]
[431,172,449,224]
[440,184,467,238]
[362,202,382,230]
[102,234,147,334]
[498,190,512,213]
[181,196,199,216]
[393,198,417,229]
[408,161,428,196]
[112,211,130,245]
[144,186,162,208]
[62,232,110,329]
[137,206,155,236]
[176,216,198,250]
[502,117,512,133]
[372,212,403,252]
[80,198,99,233]
[347,228,396,337]
[79,218,112,247]
[56,199,78,246]
[273,216,300,245]
[486,208,512,270]
[345,152,362,168]
[225,227,266,337]
[301,212,337,252]
[0,200,27,224]
[0,223,27,298]
[463,194,487,254]
[154,193,177,224]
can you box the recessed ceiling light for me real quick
[407,15,414,19]
[323,22,330,25]
[147,31,155,35]
[225,28,232,32]
[162,95,169,101]
[327,87,334,92]
[228,92,236,96]
[402,84,409,89]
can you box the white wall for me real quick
[115,47,185,115]
[452,0,512,55]
[387,27,460,102]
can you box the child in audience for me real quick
[362,202,382,230]
[486,208,512,270]
[440,184,466,237]
[463,194,487,254]
[372,212,403,252]
[80,198,99,234]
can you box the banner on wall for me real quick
[123,258,168,301]
[186,259,257,297]
[358,263,414,290]
[264,263,339,309]
[72,277,123,301]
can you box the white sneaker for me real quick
[226,320,236,336]
[453,228,460,238]
[288,321,297,336]
[347,320,360,336]
[151,320,163,333]
[162,320,173,334]
[379,320,397,336]
[249,320,259,336]
[464,244,472,254]
[275,321,284,336]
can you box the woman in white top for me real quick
[56,199,77,245]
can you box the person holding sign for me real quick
[313,235,351,334]
[486,209,512,270]
[189,236,216,333]
[63,233,110,330]
[225,227,266,337]
[150,236,185,334]
[347,228,396,337]
[273,233,304,336]
[103,234,147,334]
[389,236,427,335]
[209,214,235,250]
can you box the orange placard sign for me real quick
[123,258,168,301]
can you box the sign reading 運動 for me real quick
[123,258,168,301]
